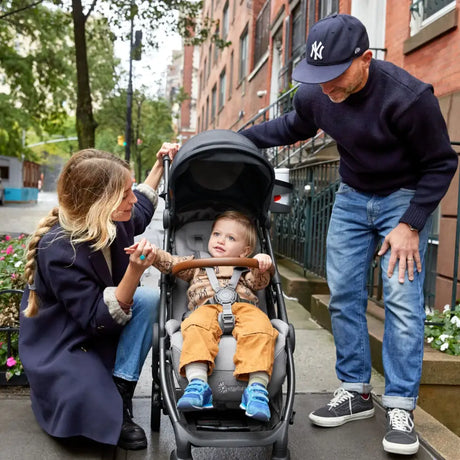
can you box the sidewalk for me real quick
[1,194,459,459]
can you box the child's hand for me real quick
[253,253,272,273]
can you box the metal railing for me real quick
[238,84,334,166]
[270,152,459,310]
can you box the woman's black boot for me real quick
[114,376,147,450]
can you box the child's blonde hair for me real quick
[23,149,130,317]
[213,210,257,255]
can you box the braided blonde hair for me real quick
[23,149,130,317]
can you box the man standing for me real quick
[241,14,458,456]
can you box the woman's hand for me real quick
[125,238,157,269]
[144,142,180,190]
[156,142,180,161]
[115,238,157,309]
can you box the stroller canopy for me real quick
[168,130,275,225]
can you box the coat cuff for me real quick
[103,287,132,325]
[136,183,158,207]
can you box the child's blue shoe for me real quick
[240,383,271,422]
[177,379,213,411]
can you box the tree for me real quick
[95,88,174,182]
[0,1,119,158]
[65,0,225,149]
[0,2,75,159]
[2,1,223,153]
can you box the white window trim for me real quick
[410,1,456,36]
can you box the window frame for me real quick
[219,68,226,110]
[239,26,249,82]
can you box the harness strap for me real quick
[204,265,248,334]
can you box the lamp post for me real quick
[124,1,142,164]
[124,9,135,164]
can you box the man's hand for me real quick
[377,223,421,283]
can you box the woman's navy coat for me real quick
[19,191,155,445]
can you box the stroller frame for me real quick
[150,130,296,460]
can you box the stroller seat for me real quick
[164,220,289,408]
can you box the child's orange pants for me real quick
[179,302,279,381]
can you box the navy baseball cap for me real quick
[292,14,369,84]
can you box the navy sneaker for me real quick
[309,387,375,427]
[383,408,419,455]
[240,383,271,422]
[177,379,213,412]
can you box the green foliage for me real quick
[0,234,26,381]
[0,2,76,158]
[0,331,23,381]
[425,304,460,356]
[95,90,174,181]
[0,234,27,295]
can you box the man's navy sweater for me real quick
[242,59,458,231]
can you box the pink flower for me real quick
[11,273,16,279]
[5,235,11,241]
[0,256,4,261]
[6,357,17,367]
[6,245,14,255]
[18,234,24,240]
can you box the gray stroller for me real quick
[151,129,295,459]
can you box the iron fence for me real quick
[270,156,457,310]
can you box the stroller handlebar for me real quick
[171,257,258,276]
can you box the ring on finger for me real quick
[407,258,414,261]
[140,254,146,261]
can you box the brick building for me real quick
[189,0,459,307]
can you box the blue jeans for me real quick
[113,286,159,381]
[326,183,431,410]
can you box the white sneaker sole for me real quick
[309,407,375,427]
[382,437,419,455]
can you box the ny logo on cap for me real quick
[310,41,324,60]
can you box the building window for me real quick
[0,166,9,180]
[319,0,339,19]
[211,84,217,121]
[203,58,207,81]
[229,51,234,98]
[201,106,205,132]
[206,96,209,129]
[410,0,455,36]
[222,2,229,40]
[219,69,226,109]
[291,5,304,57]
[214,25,220,64]
[239,27,248,82]
[208,44,212,75]
[254,0,270,64]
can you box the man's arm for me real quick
[240,110,317,148]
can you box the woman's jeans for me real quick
[113,286,159,382]
[326,183,431,410]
